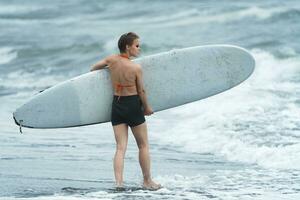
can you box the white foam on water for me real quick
[0,70,69,90]
[0,47,17,65]
[230,6,289,20]
[103,37,119,53]
[150,48,300,170]
[2,170,299,200]
[146,6,290,27]
[130,8,200,24]
[0,4,42,15]
[1,196,109,200]
[155,170,300,200]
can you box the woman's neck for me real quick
[119,53,130,59]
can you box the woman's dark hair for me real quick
[118,32,139,53]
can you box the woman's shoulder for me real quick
[106,54,119,60]
[132,63,142,74]
[105,54,120,65]
[130,61,141,68]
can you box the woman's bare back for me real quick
[107,55,139,96]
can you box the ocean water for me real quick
[1,0,300,199]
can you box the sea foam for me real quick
[0,47,17,65]
[150,48,300,170]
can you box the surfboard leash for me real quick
[19,120,23,134]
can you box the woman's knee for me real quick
[116,144,127,155]
[137,142,148,150]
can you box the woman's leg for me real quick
[113,123,128,187]
[131,122,161,189]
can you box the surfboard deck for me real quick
[13,45,255,129]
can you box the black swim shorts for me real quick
[111,95,145,127]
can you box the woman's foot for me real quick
[115,186,125,191]
[115,182,125,191]
[143,180,162,190]
[115,184,126,192]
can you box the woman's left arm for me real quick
[90,57,109,71]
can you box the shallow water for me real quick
[1,0,300,199]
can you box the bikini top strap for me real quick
[115,83,135,101]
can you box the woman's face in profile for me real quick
[128,39,140,57]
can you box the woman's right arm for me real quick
[90,56,110,71]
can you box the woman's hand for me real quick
[90,66,94,72]
[144,107,154,116]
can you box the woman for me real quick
[90,32,161,190]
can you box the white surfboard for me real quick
[13,45,255,129]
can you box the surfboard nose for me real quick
[13,112,24,133]
[13,113,20,126]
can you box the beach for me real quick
[1,0,300,199]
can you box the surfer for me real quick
[90,32,161,190]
